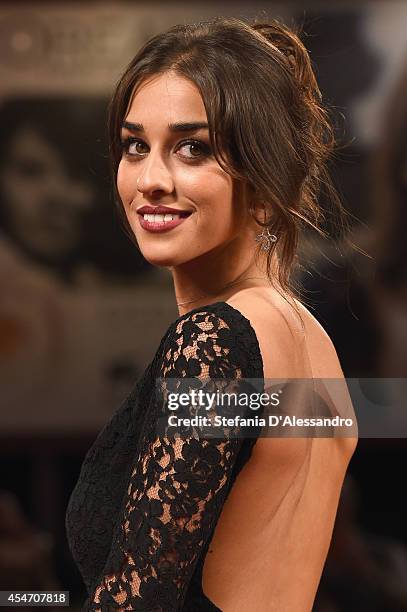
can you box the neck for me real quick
[170,241,277,316]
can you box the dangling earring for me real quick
[254,202,277,251]
[255,227,278,251]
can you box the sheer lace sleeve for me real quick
[85,303,263,611]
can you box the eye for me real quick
[120,137,148,157]
[119,136,211,161]
[176,139,211,160]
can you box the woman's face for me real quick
[117,70,255,268]
[0,127,94,260]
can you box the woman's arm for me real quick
[85,305,263,611]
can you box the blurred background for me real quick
[0,1,406,610]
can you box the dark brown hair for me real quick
[108,15,347,302]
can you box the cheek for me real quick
[185,167,235,220]
[201,177,247,233]
[116,161,134,206]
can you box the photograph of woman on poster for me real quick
[65,16,358,611]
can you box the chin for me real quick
[145,257,176,268]
[140,250,182,268]
[140,247,200,268]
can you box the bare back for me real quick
[201,287,357,611]
[227,286,345,379]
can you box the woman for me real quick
[0,97,150,285]
[66,16,358,611]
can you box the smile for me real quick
[138,212,192,233]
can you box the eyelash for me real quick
[120,137,211,162]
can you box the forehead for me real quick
[125,71,207,122]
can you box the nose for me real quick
[136,150,175,195]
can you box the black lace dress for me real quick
[65,301,264,611]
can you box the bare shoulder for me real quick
[226,288,358,460]
[226,289,304,379]
[227,287,344,379]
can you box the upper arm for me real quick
[86,305,263,611]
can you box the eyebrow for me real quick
[122,121,209,133]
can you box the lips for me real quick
[137,205,192,217]
[138,211,192,233]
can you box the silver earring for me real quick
[255,227,278,251]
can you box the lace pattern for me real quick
[66,302,264,611]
